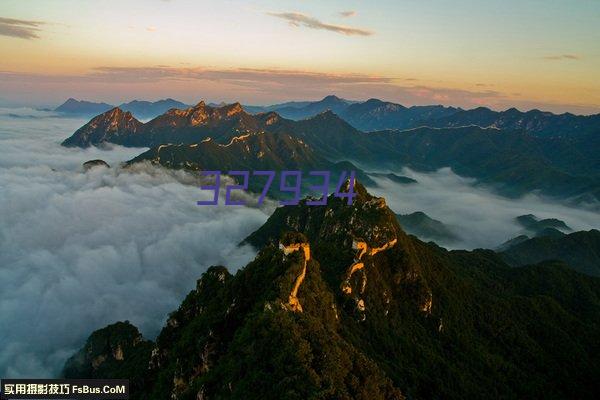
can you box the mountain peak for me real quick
[222,102,244,116]
[62,107,142,147]
[55,98,115,114]
[321,94,343,102]
[193,100,206,109]
[103,107,132,120]
[504,107,521,114]
[246,180,408,255]
[364,98,385,105]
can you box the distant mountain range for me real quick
[247,95,600,137]
[56,95,600,138]
[61,101,600,203]
[55,98,115,115]
[64,184,600,399]
[55,98,189,119]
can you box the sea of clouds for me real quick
[369,170,600,250]
[0,109,269,377]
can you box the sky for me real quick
[1,0,599,113]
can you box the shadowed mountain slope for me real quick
[501,229,600,277]
[62,102,600,202]
[65,185,600,400]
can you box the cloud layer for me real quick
[339,11,357,18]
[0,17,44,39]
[267,12,373,36]
[0,110,269,377]
[543,54,580,61]
[369,169,600,250]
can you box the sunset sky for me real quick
[1,0,599,113]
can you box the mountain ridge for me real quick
[501,229,600,276]
[247,95,600,136]
[61,101,600,202]
[63,184,600,399]
[55,98,191,119]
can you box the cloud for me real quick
[368,168,600,250]
[0,17,44,39]
[0,111,269,377]
[0,67,392,94]
[1,66,599,115]
[339,11,356,18]
[267,12,373,36]
[543,54,580,61]
[89,66,391,86]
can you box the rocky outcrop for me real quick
[62,108,143,147]
[62,321,152,391]
[64,185,600,400]
[62,102,261,148]
[83,159,110,170]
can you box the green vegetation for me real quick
[65,186,600,399]
[62,102,600,202]
[501,229,600,276]
[62,321,153,393]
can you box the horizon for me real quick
[48,94,599,117]
[1,0,600,115]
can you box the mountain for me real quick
[83,159,110,171]
[426,106,600,138]
[242,100,312,114]
[129,131,323,171]
[119,98,189,119]
[254,112,600,201]
[55,98,191,119]
[364,126,600,201]
[246,96,600,138]
[270,95,351,120]
[395,211,459,244]
[62,108,144,147]
[55,98,114,115]
[339,99,460,131]
[58,95,600,138]
[496,234,531,252]
[127,130,374,196]
[62,321,153,392]
[64,184,600,399]
[501,229,600,277]
[62,102,257,148]
[496,214,574,252]
[496,229,567,252]
[62,102,600,202]
[252,96,460,131]
[515,214,572,235]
